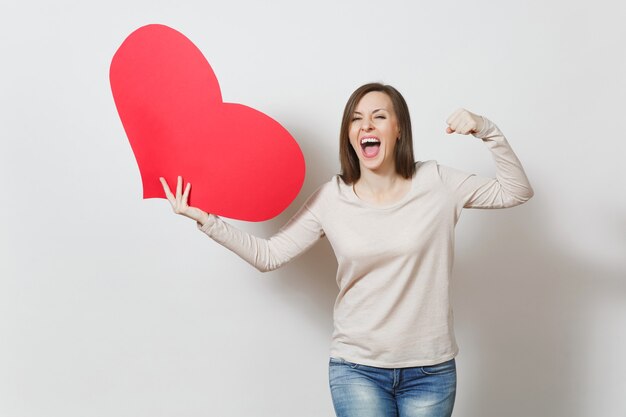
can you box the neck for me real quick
[358,167,400,194]
[354,164,410,205]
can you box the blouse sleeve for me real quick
[437,116,534,209]
[196,190,325,272]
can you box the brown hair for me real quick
[339,83,416,184]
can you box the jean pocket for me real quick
[329,357,360,369]
[421,359,456,375]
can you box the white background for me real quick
[1,0,625,416]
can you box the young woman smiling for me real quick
[160,83,534,417]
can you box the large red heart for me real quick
[110,24,305,221]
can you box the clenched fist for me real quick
[445,108,484,135]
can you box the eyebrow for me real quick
[353,108,388,115]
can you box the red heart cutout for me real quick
[110,24,305,221]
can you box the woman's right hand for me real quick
[159,176,211,225]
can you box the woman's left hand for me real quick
[445,108,484,135]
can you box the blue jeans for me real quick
[329,357,457,417]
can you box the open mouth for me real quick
[360,137,381,158]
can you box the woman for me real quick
[160,83,533,417]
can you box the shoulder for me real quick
[315,174,351,196]
[415,160,467,180]
[415,160,438,172]
[303,175,339,205]
[414,160,441,182]
[414,160,470,192]
[303,175,351,212]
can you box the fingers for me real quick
[445,108,478,135]
[458,119,471,134]
[445,108,465,134]
[159,177,176,207]
[445,108,464,127]
[182,182,191,204]
[160,176,194,215]
[176,176,183,201]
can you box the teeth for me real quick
[360,138,380,145]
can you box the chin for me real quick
[360,159,386,173]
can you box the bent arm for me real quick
[197,202,324,272]
[439,116,534,208]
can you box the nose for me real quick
[360,119,373,131]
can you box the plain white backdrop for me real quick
[1,0,625,416]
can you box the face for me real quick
[349,91,400,174]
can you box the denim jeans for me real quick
[329,357,457,417]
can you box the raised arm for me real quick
[160,176,324,272]
[440,109,534,208]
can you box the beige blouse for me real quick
[198,117,533,368]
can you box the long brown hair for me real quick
[339,83,416,184]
